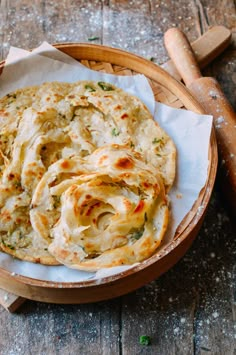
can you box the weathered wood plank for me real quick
[104,0,202,65]
[0,299,121,354]
[0,0,104,60]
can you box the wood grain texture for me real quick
[0,0,235,354]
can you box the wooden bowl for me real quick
[0,43,218,303]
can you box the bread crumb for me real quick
[176,193,183,199]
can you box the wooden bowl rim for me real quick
[0,42,218,291]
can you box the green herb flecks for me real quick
[13,181,21,189]
[85,84,96,92]
[79,245,85,252]
[52,195,61,209]
[111,127,120,137]
[88,36,100,41]
[2,239,15,250]
[58,113,66,119]
[139,335,151,346]
[130,141,135,148]
[130,228,144,242]
[152,137,162,144]
[6,93,17,99]
[98,82,114,91]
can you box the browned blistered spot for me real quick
[81,201,88,208]
[121,113,128,119]
[115,157,134,170]
[134,200,145,213]
[80,95,86,99]
[73,204,80,215]
[88,178,103,187]
[39,214,49,227]
[70,185,77,192]
[1,210,11,221]
[153,183,160,193]
[163,196,168,205]
[104,95,112,98]
[59,249,70,258]
[8,173,15,180]
[86,194,92,199]
[61,160,70,169]
[143,182,151,189]
[85,242,93,249]
[0,110,9,117]
[68,94,75,99]
[73,187,81,201]
[86,202,101,216]
[28,162,38,167]
[15,218,22,224]
[139,238,151,251]
[123,199,133,210]
[98,155,108,165]
[46,97,50,101]
[25,170,36,177]
[115,105,122,110]
[92,218,97,224]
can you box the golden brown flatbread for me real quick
[0,80,175,269]
[30,144,169,270]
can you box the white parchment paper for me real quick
[0,43,213,282]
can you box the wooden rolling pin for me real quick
[161,25,231,81]
[164,28,236,213]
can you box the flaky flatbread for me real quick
[0,81,175,268]
[30,144,169,270]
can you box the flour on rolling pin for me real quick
[164,28,236,214]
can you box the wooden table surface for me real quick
[0,1,235,354]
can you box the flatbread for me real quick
[30,144,169,270]
[0,80,175,268]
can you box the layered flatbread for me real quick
[0,80,176,269]
[30,144,169,270]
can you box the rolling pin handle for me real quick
[164,28,202,86]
